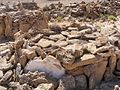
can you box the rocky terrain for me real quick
[0,0,120,90]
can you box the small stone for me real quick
[0,57,13,71]
[9,54,16,64]
[68,34,81,39]
[19,55,27,67]
[57,75,75,90]
[16,63,22,76]
[31,34,43,43]
[93,46,114,54]
[68,27,78,31]
[34,83,54,90]
[81,54,96,61]
[0,70,13,84]
[49,34,66,41]
[32,46,46,59]
[79,28,92,34]
[36,39,55,48]
[0,49,11,57]
[14,39,24,50]
[84,43,97,54]
[52,40,68,47]
[114,85,119,90]
[22,49,37,60]
[0,71,3,79]
[95,36,108,47]
[50,24,61,33]
[61,31,69,36]
[67,39,81,44]
[0,86,7,90]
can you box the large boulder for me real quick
[24,55,65,79]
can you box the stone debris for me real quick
[0,1,120,90]
[34,83,54,90]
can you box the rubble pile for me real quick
[43,0,120,21]
[0,1,120,90]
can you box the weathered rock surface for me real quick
[25,55,65,79]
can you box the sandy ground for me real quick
[0,0,106,7]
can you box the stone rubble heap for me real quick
[43,0,120,21]
[0,1,120,90]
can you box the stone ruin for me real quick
[0,1,120,90]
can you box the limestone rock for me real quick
[0,57,13,71]
[31,34,43,43]
[52,40,68,47]
[19,55,27,67]
[22,49,37,60]
[63,54,96,70]
[24,55,65,79]
[36,39,55,48]
[93,45,114,54]
[9,54,16,64]
[0,70,13,84]
[0,49,11,57]
[32,46,46,59]
[34,83,54,90]
[0,71,3,79]
[49,34,66,41]
[68,27,78,31]
[0,86,7,90]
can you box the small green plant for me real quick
[100,13,116,21]
[107,15,117,21]
[56,16,63,22]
